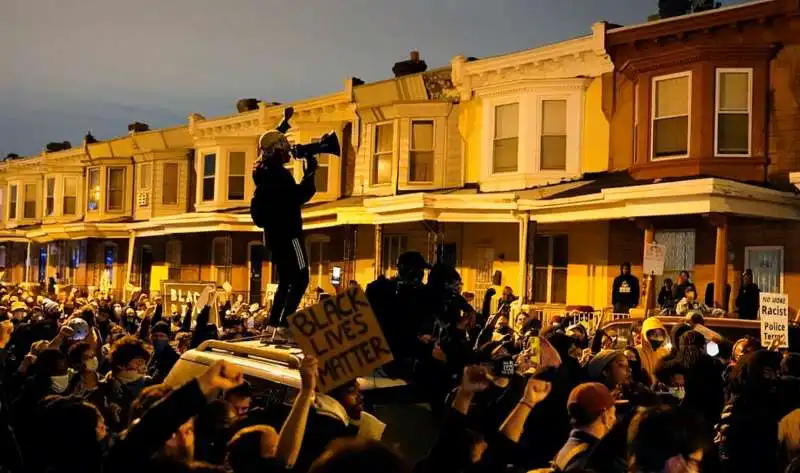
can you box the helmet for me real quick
[258,130,290,154]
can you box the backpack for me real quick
[529,443,590,473]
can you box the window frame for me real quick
[381,234,408,277]
[409,120,435,183]
[166,239,182,280]
[537,97,569,171]
[533,235,568,305]
[211,236,233,286]
[162,162,180,206]
[306,234,331,291]
[714,68,753,158]
[63,176,78,216]
[650,71,692,161]
[23,183,37,219]
[9,184,17,220]
[106,167,126,212]
[371,122,394,186]
[227,151,246,201]
[202,153,216,202]
[491,101,521,175]
[87,168,100,212]
[45,177,56,217]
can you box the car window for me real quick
[244,373,297,410]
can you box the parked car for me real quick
[164,339,438,462]
[601,316,762,349]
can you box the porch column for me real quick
[525,220,538,304]
[517,213,529,301]
[25,241,32,283]
[124,231,136,299]
[374,224,383,280]
[712,214,729,311]
[639,220,656,314]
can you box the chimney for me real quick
[392,50,428,78]
[236,98,260,113]
[128,122,150,133]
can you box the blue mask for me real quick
[153,339,169,353]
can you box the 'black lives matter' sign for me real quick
[288,288,393,392]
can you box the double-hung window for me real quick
[715,69,752,156]
[652,73,690,159]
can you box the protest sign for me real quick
[643,243,666,276]
[161,280,219,326]
[760,292,789,348]
[288,287,393,393]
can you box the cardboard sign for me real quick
[161,281,219,326]
[760,292,789,348]
[288,287,393,392]
[643,243,666,276]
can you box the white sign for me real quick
[643,243,666,276]
[760,292,789,348]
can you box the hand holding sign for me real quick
[197,286,215,309]
[288,287,393,393]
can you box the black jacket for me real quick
[611,274,639,312]
[252,162,315,243]
[736,283,761,320]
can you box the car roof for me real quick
[601,316,761,331]
[178,338,408,391]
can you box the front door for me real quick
[474,247,495,311]
[745,246,784,293]
[38,247,47,284]
[140,247,153,293]
[249,244,265,304]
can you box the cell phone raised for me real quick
[706,341,719,357]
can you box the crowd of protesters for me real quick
[2,251,800,473]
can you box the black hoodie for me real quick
[252,162,315,242]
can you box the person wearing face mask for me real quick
[553,382,618,471]
[67,341,101,399]
[148,321,179,384]
[635,317,671,382]
[99,335,154,432]
[628,405,709,473]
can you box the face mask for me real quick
[153,339,169,352]
[496,326,511,335]
[116,370,145,384]
[669,387,686,400]
[649,338,665,350]
[51,374,70,393]
[84,357,99,372]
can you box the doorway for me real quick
[745,246,784,294]
[140,247,153,293]
[249,243,265,304]
[38,247,47,284]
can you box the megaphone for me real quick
[291,131,341,159]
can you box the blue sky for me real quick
[0,0,736,157]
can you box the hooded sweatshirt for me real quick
[635,317,671,383]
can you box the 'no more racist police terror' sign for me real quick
[288,288,393,393]
[760,292,790,349]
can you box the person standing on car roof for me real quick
[251,107,318,332]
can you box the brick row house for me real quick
[2,0,800,318]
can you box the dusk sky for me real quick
[1,0,738,158]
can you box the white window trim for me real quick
[744,245,784,293]
[106,167,126,213]
[201,153,217,202]
[161,162,181,206]
[44,177,56,217]
[650,71,692,161]
[408,119,436,184]
[226,151,247,201]
[371,121,396,187]
[87,168,101,212]
[8,184,17,221]
[22,182,38,220]
[63,176,79,216]
[714,68,753,158]
[480,83,585,192]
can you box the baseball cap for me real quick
[567,382,615,419]
[10,301,27,312]
[258,130,290,153]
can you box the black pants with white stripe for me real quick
[268,235,310,327]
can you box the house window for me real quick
[87,168,100,211]
[45,178,55,216]
[23,183,36,219]
[212,236,232,286]
[202,154,216,201]
[0,245,6,269]
[63,177,77,215]
[533,235,568,304]
[715,69,752,156]
[166,239,182,280]
[137,163,152,208]
[107,167,125,211]
[381,235,408,276]
[745,246,783,294]
[540,100,568,170]
[410,121,434,183]
[652,73,690,159]
[493,103,519,173]
[228,152,246,200]
[315,154,329,193]
[163,163,179,205]
[9,185,17,219]
[372,123,393,185]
